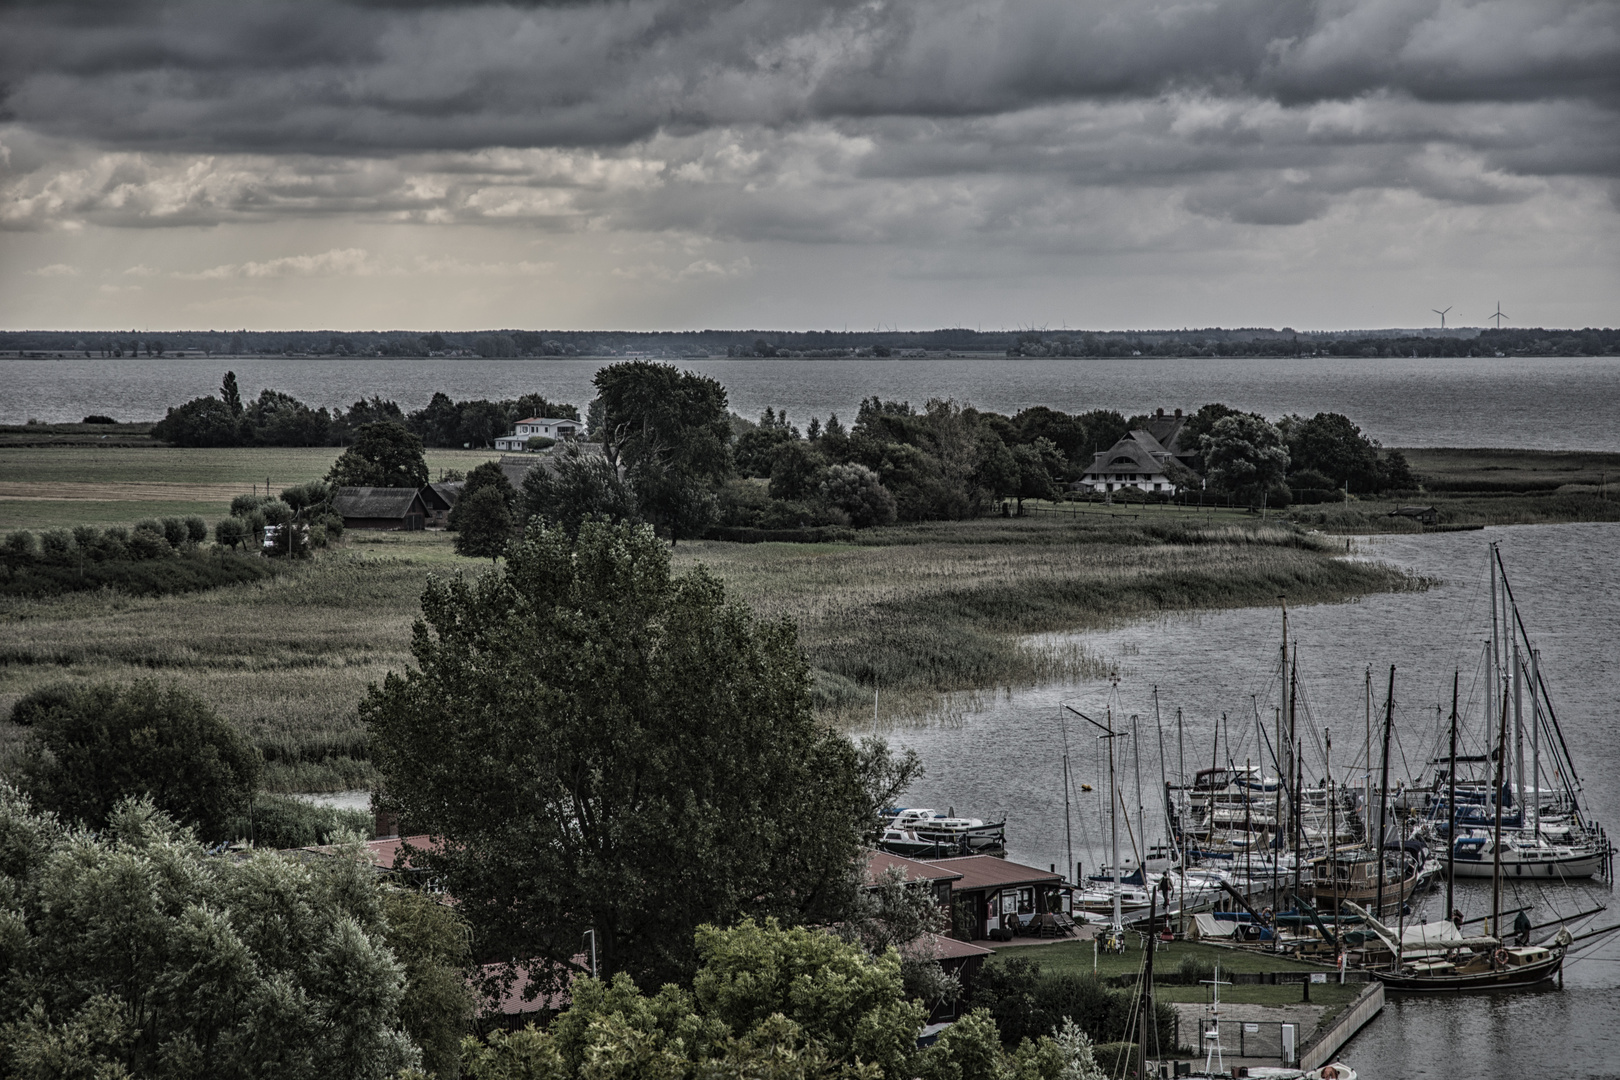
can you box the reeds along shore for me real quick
[0,515,1419,792]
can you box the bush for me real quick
[82,414,115,424]
[39,529,75,563]
[525,435,555,451]
[71,524,98,550]
[821,462,898,528]
[96,526,129,560]
[280,480,331,513]
[127,524,172,560]
[260,499,294,526]
[160,516,188,547]
[223,793,374,850]
[0,545,274,597]
[4,531,39,562]
[13,679,262,841]
[214,516,248,549]
[183,515,209,543]
[231,492,272,517]
[324,512,345,540]
[308,524,327,548]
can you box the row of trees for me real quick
[151,373,578,450]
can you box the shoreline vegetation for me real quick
[0,511,1420,794]
[0,433,1611,796]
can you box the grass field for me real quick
[1284,447,1620,533]
[0,446,502,531]
[0,513,1417,792]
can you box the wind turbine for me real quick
[1432,306,1452,330]
[1489,302,1509,329]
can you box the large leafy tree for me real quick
[452,486,514,562]
[12,680,260,842]
[593,362,732,542]
[362,519,916,998]
[0,789,420,1080]
[520,444,640,536]
[328,421,430,489]
[1280,412,1381,492]
[1200,414,1290,504]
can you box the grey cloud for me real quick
[0,0,1616,243]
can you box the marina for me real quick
[882,524,1620,1076]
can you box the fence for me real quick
[1171,1018,1300,1067]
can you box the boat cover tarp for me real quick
[1399,921,1464,949]
[1193,913,1238,938]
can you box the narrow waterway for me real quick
[869,522,1620,1078]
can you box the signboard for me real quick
[1311,973,1328,984]
[1243,1023,1260,1034]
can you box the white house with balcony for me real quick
[494,417,580,452]
[1075,429,1187,495]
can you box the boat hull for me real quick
[1449,852,1604,879]
[1375,953,1563,992]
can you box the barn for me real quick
[331,487,428,531]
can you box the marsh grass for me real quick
[1,515,1416,791]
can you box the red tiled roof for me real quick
[478,959,576,1016]
[866,850,964,885]
[926,855,1061,891]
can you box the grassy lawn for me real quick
[997,937,1328,981]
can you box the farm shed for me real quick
[332,486,428,531]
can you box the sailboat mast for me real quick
[1530,649,1541,836]
[1327,732,1339,942]
[1375,665,1395,917]
[1488,546,1500,757]
[1514,631,1526,829]
[1290,657,1302,901]
[1110,707,1122,931]
[1492,678,1510,938]
[1446,670,1459,920]
[1364,667,1372,844]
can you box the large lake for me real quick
[872,522,1620,1078]
[6,354,1620,450]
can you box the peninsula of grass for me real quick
[0,514,1418,793]
[1286,447,1620,533]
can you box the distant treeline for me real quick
[4,325,1616,359]
[151,372,578,448]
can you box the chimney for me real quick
[1175,408,1183,418]
[1156,407,1164,418]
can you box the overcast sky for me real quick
[2,0,1617,332]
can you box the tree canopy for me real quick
[593,362,732,541]
[0,789,424,1080]
[11,680,260,842]
[328,422,430,489]
[362,519,917,998]
[1200,414,1290,505]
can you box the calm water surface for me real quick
[868,523,1620,1078]
[5,355,1620,450]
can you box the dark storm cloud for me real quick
[1,0,1616,236]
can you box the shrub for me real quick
[38,529,75,563]
[160,517,188,547]
[4,531,39,562]
[223,793,374,849]
[230,492,271,517]
[96,526,130,560]
[0,547,275,597]
[525,435,555,451]
[260,499,294,526]
[308,524,327,548]
[82,414,116,424]
[323,512,345,540]
[135,517,164,536]
[71,524,98,550]
[214,516,249,549]
[13,679,262,841]
[183,515,209,543]
[821,463,898,528]
[280,480,330,513]
[127,524,171,560]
